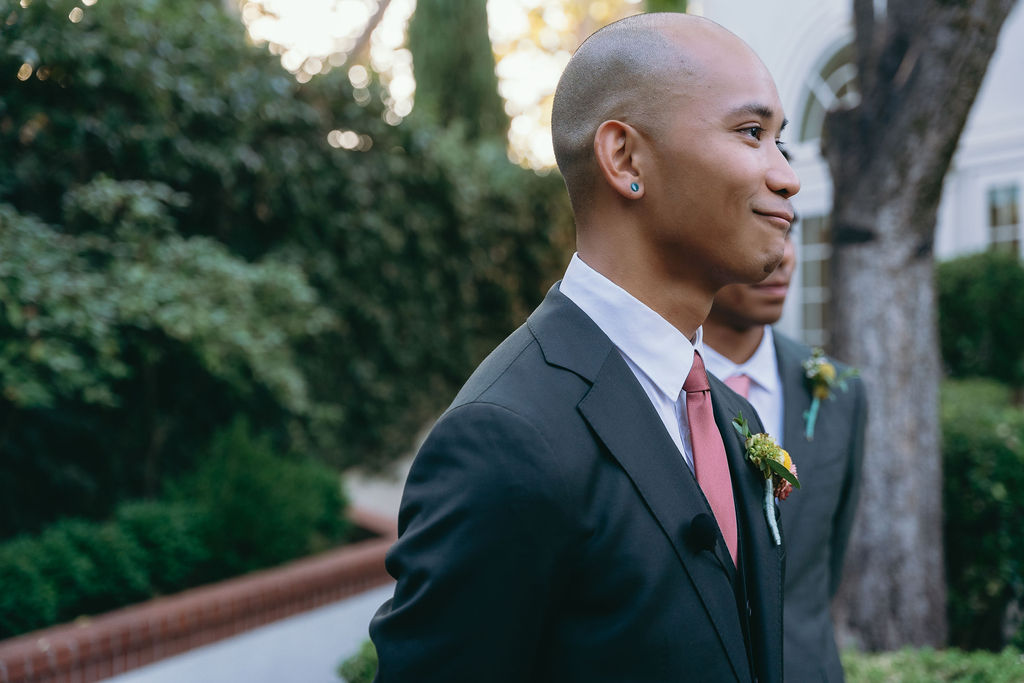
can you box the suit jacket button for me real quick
[746,600,752,617]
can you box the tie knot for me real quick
[724,373,751,399]
[683,352,710,394]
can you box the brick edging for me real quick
[0,506,397,683]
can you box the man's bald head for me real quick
[551,13,752,215]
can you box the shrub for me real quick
[0,421,353,639]
[114,501,212,594]
[937,250,1024,387]
[170,418,351,579]
[337,639,378,683]
[841,646,1024,682]
[0,199,337,539]
[34,519,152,624]
[0,537,59,637]
[942,379,1024,650]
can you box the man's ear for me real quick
[594,120,645,199]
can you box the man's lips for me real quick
[751,280,790,297]
[754,209,795,229]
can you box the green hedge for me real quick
[938,250,1024,387]
[0,420,351,639]
[942,379,1024,650]
[842,647,1024,682]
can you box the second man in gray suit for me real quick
[703,232,867,682]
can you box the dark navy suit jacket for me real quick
[370,286,786,682]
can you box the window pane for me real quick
[988,184,1020,228]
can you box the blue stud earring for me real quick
[630,182,640,193]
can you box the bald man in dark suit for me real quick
[370,12,801,682]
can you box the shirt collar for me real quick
[560,253,699,400]
[703,325,780,394]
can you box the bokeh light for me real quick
[241,0,646,169]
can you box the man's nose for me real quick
[768,150,800,198]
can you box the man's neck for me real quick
[702,320,766,365]
[576,249,712,340]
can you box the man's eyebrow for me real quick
[728,103,788,131]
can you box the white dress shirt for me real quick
[703,326,786,447]
[559,253,701,472]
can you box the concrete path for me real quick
[102,583,394,683]
[343,454,412,521]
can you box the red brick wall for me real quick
[0,507,396,683]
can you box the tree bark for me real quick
[825,0,1018,650]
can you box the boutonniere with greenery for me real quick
[733,413,800,546]
[801,347,858,440]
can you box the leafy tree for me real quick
[0,0,572,535]
[408,0,507,140]
[0,193,334,536]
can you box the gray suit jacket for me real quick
[774,332,866,682]
[370,286,786,682]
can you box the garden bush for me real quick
[115,501,212,594]
[937,250,1024,388]
[0,537,59,637]
[0,197,337,538]
[169,418,351,579]
[0,421,352,639]
[941,378,1024,650]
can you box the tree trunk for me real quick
[824,0,1018,651]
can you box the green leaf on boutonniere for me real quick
[767,458,800,487]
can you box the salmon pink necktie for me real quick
[724,373,751,399]
[685,352,739,566]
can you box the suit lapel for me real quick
[578,356,750,681]
[528,287,750,680]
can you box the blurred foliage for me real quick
[408,0,506,140]
[841,646,1024,682]
[0,0,573,535]
[0,418,352,639]
[0,198,333,536]
[644,0,689,12]
[937,250,1024,388]
[337,638,379,683]
[941,379,1024,651]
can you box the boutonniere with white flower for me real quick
[801,347,858,440]
[733,413,800,546]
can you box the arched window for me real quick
[792,42,859,348]
[798,42,859,142]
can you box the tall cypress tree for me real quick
[407,0,507,141]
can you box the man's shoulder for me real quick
[448,323,545,409]
[446,318,594,422]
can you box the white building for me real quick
[698,0,1024,347]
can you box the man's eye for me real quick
[741,126,765,140]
